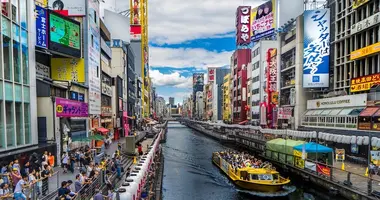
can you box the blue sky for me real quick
[102,0,263,104]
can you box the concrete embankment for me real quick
[181,119,377,200]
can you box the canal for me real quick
[162,122,347,200]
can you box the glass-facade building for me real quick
[0,0,35,151]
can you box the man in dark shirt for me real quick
[58,181,70,197]
[41,165,51,195]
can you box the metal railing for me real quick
[73,171,104,200]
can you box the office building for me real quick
[169,97,175,106]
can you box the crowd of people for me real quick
[218,150,266,170]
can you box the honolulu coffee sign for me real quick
[307,94,367,109]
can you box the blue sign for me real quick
[303,9,330,88]
[78,93,85,102]
[70,91,78,101]
[35,5,48,49]
[112,39,121,47]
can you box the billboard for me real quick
[350,73,380,93]
[236,6,251,48]
[303,9,330,88]
[251,0,276,41]
[35,5,48,49]
[208,68,215,83]
[130,25,141,41]
[131,0,141,25]
[51,58,85,82]
[48,0,86,16]
[48,10,81,57]
[352,0,369,9]
[87,0,101,115]
[193,73,204,87]
[351,42,380,60]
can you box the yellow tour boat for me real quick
[212,152,290,192]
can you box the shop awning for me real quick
[373,109,380,117]
[328,109,343,116]
[337,107,365,116]
[97,127,109,134]
[359,107,380,117]
[312,110,324,115]
[321,109,332,115]
[305,110,316,116]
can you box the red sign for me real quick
[208,68,215,82]
[236,6,251,47]
[316,164,331,176]
[130,25,141,41]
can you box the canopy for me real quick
[266,138,305,155]
[71,137,91,142]
[293,142,333,153]
[97,127,109,134]
[88,134,105,141]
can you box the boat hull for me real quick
[212,155,288,193]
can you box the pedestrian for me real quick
[13,174,29,200]
[41,165,51,196]
[115,156,121,179]
[27,168,37,199]
[35,171,42,196]
[69,154,76,173]
[0,183,12,200]
[93,189,104,200]
[138,143,143,156]
[10,168,21,191]
[41,152,49,170]
[62,152,69,173]
[12,159,20,174]
[74,174,82,193]
[48,152,55,168]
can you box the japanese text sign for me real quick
[35,5,48,49]
[350,41,380,60]
[251,0,276,41]
[352,0,369,9]
[351,12,380,35]
[236,6,251,47]
[208,68,215,82]
[303,9,330,88]
[266,48,277,92]
[56,97,88,117]
[350,73,380,93]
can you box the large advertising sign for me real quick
[131,0,140,25]
[303,9,330,88]
[36,5,48,49]
[51,58,85,82]
[55,97,88,117]
[350,42,380,61]
[236,6,251,48]
[130,25,141,41]
[87,0,101,114]
[352,0,369,9]
[48,0,86,16]
[350,73,380,93]
[306,94,367,109]
[193,73,204,87]
[208,68,215,83]
[251,0,276,41]
[48,10,81,57]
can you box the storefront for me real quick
[101,106,113,137]
[302,94,367,129]
[55,97,88,153]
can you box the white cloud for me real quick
[149,69,192,89]
[150,47,233,70]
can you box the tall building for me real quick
[192,73,204,116]
[195,91,204,120]
[222,74,232,122]
[249,41,277,125]
[206,67,230,121]
[169,97,175,106]
[231,49,251,123]
[155,96,166,117]
[0,0,37,157]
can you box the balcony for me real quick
[281,59,296,72]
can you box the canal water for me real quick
[162,122,346,200]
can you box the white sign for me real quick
[48,0,86,16]
[101,84,112,96]
[351,12,380,35]
[36,62,50,78]
[307,94,367,109]
[87,0,101,114]
[101,38,112,58]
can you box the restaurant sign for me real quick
[101,84,112,96]
[350,42,380,60]
[307,94,367,109]
[351,12,380,35]
[101,106,112,117]
[56,97,88,117]
[351,73,380,92]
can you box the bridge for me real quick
[163,114,181,121]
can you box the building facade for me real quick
[222,74,231,122]
[192,73,204,117]
[195,91,204,120]
[169,97,175,106]
[155,96,166,117]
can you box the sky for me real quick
[99,0,296,105]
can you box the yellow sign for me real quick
[350,42,380,60]
[250,0,277,40]
[352,0,369,9]
[35,0,48,7]
[335,149,345,161]
[56,105,63,113]
[350,73,380,92]
[51,58,85,82]
[293,150,305,169]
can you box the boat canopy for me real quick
[293,142,333,153]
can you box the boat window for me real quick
[251,174,259,180]
[273,174,279,180]
[258,174,273,180]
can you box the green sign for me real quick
[49,13,80,50]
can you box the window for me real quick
[19,0,26,29]
[11,0,18,23]
[13,24,20,82]
[15,102,23,145]
[24,103,30,144]
[96,66,99,77]
[2,2,10,17]
[3,22,12,80]
[5,101,14,147]
[21,29,28,84]
[51,87,66,98]
[101,95,111,106]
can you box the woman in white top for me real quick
[62,153,69,173]
[41,151,49,170]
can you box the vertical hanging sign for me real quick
[35,5,48,49]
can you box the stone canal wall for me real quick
[181,119,377,200]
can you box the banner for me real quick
[48,0,86,16]
[35,5,48,49]
[51,58,85,82]
[303,9,330,88]
[305,161,316,172]
[56,97,88,117]
[130,25,141,41]
[236,6,251,48]
[294,150,305,169]
[251,0,276,41]
[208,68,215,82]
[351,73,380,92]
[317,164,331,176]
